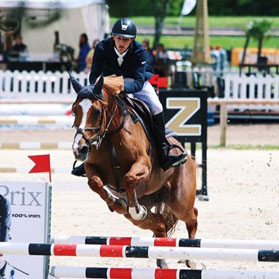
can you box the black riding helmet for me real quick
[111,18,137,38]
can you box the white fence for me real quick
[0,70,89,101]
[224,74,279,111]
[1,70,279,112]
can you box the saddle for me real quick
[119,94,175,140]
[119,94,154,143]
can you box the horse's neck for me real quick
[105,91,123,132]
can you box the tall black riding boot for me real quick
[153,112,187,171]
[71,162,86,177]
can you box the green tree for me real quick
[107,0,279,16]
[248,20,272,63]
[151,0,169,49]
[106,0,184,16]
[241,20,272,64]
[241,21,253,64]
[107,0,185,48]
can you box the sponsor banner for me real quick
[0,181,51,279]
[159,89,207,143]
[231,48,279,65]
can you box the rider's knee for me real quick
[151,102,163,115]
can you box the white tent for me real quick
[0,0,110,59]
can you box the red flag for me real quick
[28,154,52,182]
[157,77,169,90]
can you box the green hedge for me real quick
[107,0,279,17]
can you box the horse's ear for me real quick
[68,72,83,93]
[93,76,104,97]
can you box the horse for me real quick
[69,73,198,268]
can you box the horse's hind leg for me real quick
[168,159,198,268]
[169,173,198,238]
[124,210,169,268]
[185,207,198,238]
[124,210,166,236]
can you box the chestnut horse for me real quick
[70,74,198,267]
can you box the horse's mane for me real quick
[103,75,124,95]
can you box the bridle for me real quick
[72,97,119,152]
[72,94,128,191]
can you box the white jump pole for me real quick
[50,266,279,279]
[52,236,279,250]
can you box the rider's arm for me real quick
[123,48,147,94]
[89,42,104,84]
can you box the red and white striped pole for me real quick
[0,243,279,262]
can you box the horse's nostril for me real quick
[80,146,88,155]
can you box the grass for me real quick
[136,35,278,50]
[110,16,279,49]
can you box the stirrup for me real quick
[167,144,187,167]
[171,155,187,167]
[160,144,187,171]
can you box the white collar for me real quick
[114,47,129,57]
[114,47,129,66]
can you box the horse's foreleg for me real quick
[123,158,151,221]
[87,166,127,214]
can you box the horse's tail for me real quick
[155,203,178,237]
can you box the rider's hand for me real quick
[104,75,124,95]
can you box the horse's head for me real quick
[69,73,107,161]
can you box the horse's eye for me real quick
[92,109,101,119]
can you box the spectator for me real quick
[85,39,100,73]
[141,38,155,68]
[8,35,28,61]
[154,43,171,77]
[0,194,11,279]
[77,33,90,72]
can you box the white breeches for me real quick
[125,78,163,115]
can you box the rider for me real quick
[72,18,186,176]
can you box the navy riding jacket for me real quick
[89,38,153,93]
[0,195,11,242]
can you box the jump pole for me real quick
[50,266,279,279]
[1,243,279,262]
[52,236,279,250]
